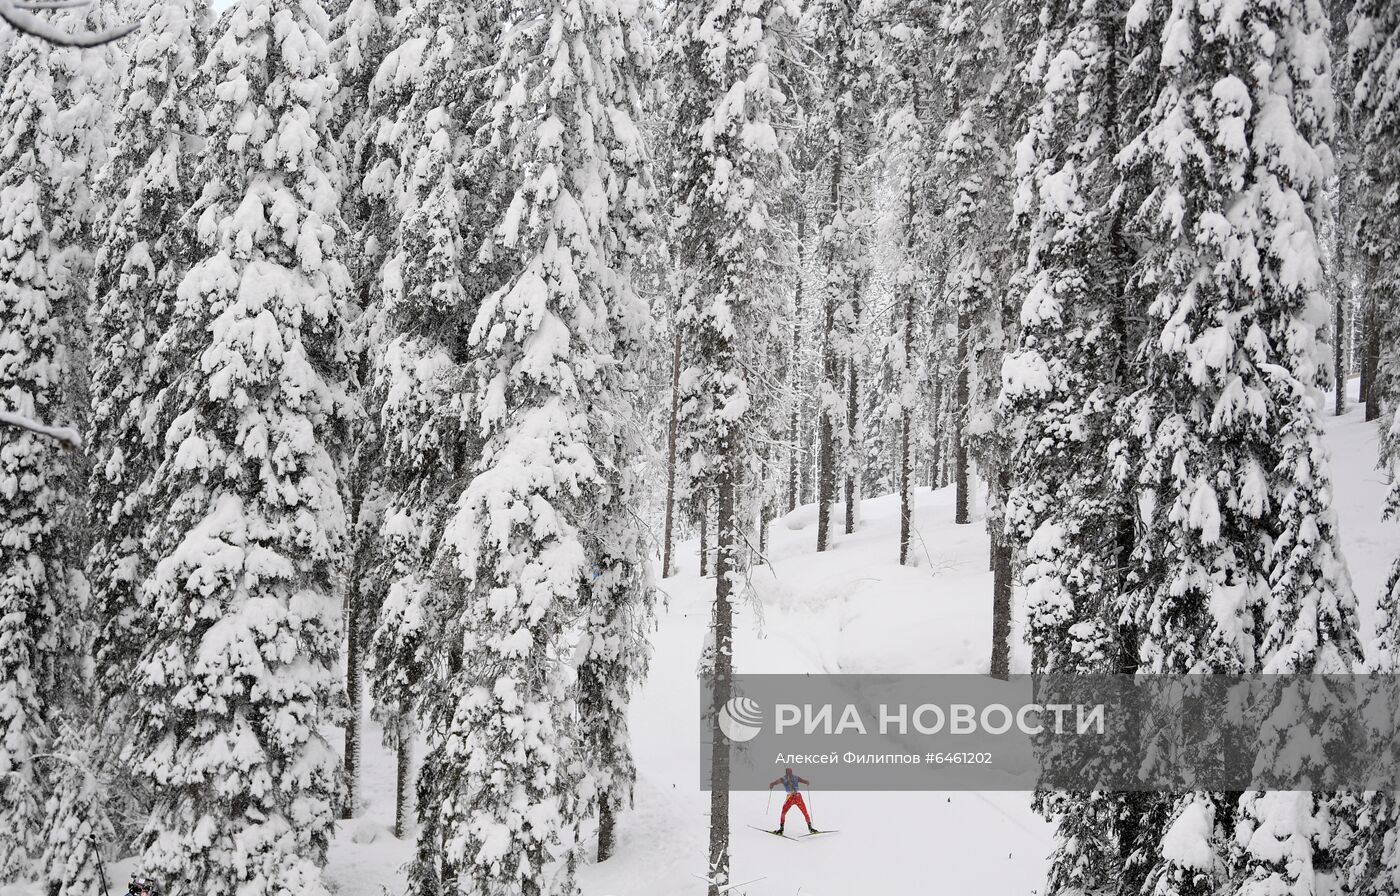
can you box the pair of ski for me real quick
[746,824,839,842]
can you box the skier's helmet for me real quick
[128,876,161,896]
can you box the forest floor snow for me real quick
[90,378,1392,896]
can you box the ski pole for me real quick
[89,831,109,896]
[766,787,773,815]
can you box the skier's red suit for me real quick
[769,768,812,829]
[780,791,811,827]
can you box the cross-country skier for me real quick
[127,876,162,896]
[768,767,817,835]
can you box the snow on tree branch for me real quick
[0,409,82,449]
[0,0,135,47]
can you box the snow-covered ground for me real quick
[573,480,1053,896]
[100,379,1392,896]
[1326,381,1399,655]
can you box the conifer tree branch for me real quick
[0,409,82,449]
[0,0,135,48]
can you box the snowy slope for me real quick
[574,483,1053,896]
[1326,379,1400,657]
[137,376,1389,896]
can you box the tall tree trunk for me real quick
[1365,298,1381,421]
[899,402,913,567]
[342,599,361,819]
[787,411,800,514]
[758,502,770,559]
[341,465,371,821]
[699,492,710,577]
[598,802,615,863]
[662,330,682,578]
[990,529,1012,679]
[844,281,860,535]
[818,54,846,554]
[930,379,944,489]
[1360,296,1373,405]
[789,214,805,514]
[1334,197,1348,416]
[817,292,837,550]
[954,310,971,525]
[706,460,738,896]
[898,180,916,565]
[394,713,412,839]
[1335,282,1346,415]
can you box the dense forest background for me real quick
[1,0,1398,894]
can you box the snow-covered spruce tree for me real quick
[997,2,1155,893]
[361,0,505,877]
[80,0,208,873]
[931,0,1000,530]
[866,12,934,567]
[325,0,407,820]
[329,0,398,189]
[1004,0,1137,702]
[807,0,873,549]
[0,3,125,877]
[335,0,426,836]
[410,0,662,887]
[559,1,661,865]
[32,721,118,896]
[126,1,352,893]
[0,28,70,882]
[1121,0,1357,678]
[930,0,1032,673]
[88,0,209,710]
[1119,0,1362,894]
[669,0,795,888]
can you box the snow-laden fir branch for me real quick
[0,0,135,46]
[0,409,81,448]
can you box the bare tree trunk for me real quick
[759,502,770,559]
[699,492,710,577]
[788,216,805,515]
[662,330,682,578]
[598,801,615,863]
[1335,283,1346,415]
[817,290,837,551]
[898,177,916,565]
[1334,196,1348,416]
[341,462,373,821]
[1360,342,1369,404]
[1365,298,1381,421]
[787,414,800,514]
[818,50,847,554]
[899,408,913,566]
[342,601,362,819]
[844,282,860,535]
[990,530,1012,679]
[394,713,413,839]
[954,310,971,525]
[706,460,738,896]
[929,379,944,489]
[1360,296,1373,406]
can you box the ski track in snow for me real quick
[90,378,1387,896]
